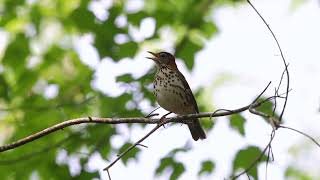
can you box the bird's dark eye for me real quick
[160,53,166,58]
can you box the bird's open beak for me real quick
[146,51,158,61]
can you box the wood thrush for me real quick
[147,51,206,141]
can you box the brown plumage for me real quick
[147,51,206,141]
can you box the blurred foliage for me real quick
[0,0,222,179]
[256,97,280,125]
[197,72,234,130]
[229,114,246,136]
[155,144,190,180]
[198,160,215,176]
[256,98,275,116]
[0,0,306,179]
[155,157,185,180]
[285,167,317,180]
[118,142,141,165]
[290,0,309,11]
[232,146,268,179]
[285,140,320,180]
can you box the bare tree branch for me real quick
[278,125,320,148]
[0,117,157,153]
[0,100,264,153]
[247,0,290,122]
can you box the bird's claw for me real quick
[158,115,167,128]
[158,112,172,128]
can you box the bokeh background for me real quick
[0,0,319,179]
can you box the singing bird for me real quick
[147,51,206,141]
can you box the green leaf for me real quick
[148,2,175,29]
[155,157,174,175]
[199,117,214,130]
[76,170,100,180]
[93,24,116,58]
[69,5,96,31]
[198,160,215,176]
[127,11,149,26]
[0,75,10,100]
[41,163,70,179]
[175,38,203,70]
[232,146,268,179]
[199,21,218,38]
[117,41,138,59]
[78,125,115,155]
[92,6,125,59]
[256,98,274,115]
[285,167,314,180]
[195,88,215,130]
[155,157,185,180]
[107,41,139,60]
[2,33,30,77]
[170,162,185,180]
[42,46,65,67]
[118,142,141,165]
[169,145,191,156]
[255,98,280,123]
[29,5,42,33]
[14,70,38,95]
[100,93,129,116]
[229,114,246,136]
[116,73,134,83]
[290,0,308,11]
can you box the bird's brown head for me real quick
[147,51,177,70]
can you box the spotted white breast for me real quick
[153,67,193,114]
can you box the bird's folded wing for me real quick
[177,71,199,113]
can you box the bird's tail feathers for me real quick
[187,119,206,141]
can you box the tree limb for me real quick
[247,0,290,122]
[0,96,273,153]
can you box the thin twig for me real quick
[251,81,272,104]
[278,125,320,148]
[107,169,112,180]
[231,130,276,180]
[265,131,275,180]
[145,107,160,118]
[247,0,290,122]
[209,109,236,121]
[137,144,148,148]
[272,88,278,117]
[276,64,290,94]
[249,107,270,118]
[265,145,271,180]
[273,64,290,116]
[246,172,251,180]
[103,120,168,171]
